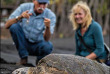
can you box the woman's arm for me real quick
[86,22,104,60]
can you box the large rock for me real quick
[12,54,110,74]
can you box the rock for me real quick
[0,57,25,74]
[0,57,8,64]
[12,54,110,74]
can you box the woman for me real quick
[69,1,107,63]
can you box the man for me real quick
[5,0,56,65]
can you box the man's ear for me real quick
[33,0,38,3]
[33,0,35,2]
[33,0,36,3]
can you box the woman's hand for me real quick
[86,52,97,60]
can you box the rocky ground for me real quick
[0,35,110,74]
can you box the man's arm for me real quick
[5,15,23,29]
[43,11,56,41]
[43,18,51,41]
[44,27,51,41]
[5,10,32,29]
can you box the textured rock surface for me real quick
[12,54,110,74]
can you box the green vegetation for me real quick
[97,1,110,16]
[1,0,16,6]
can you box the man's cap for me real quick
[37,0,49,3]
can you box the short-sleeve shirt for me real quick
[9,3,56,43]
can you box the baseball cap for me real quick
[37,0,49,3]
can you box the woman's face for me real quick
[74,8,86,24]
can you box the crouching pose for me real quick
[5,0,56,65]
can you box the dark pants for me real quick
[9,23,53,61]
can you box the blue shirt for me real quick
[75,20,107,59]
[9,3,56,43]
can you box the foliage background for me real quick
[1,0,110,38]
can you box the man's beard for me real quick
[38,8,44,11]
[35,8,44,14]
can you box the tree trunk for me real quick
[103,13,110,35]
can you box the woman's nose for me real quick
[75,15,79,18]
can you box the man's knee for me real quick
[9,23,20,32]
[41,41,53,54]
[45,42,53,50]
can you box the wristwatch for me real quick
[15,16,23,21]
[15,16,19,21]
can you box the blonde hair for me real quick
[69,1,92,30]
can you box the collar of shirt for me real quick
[77,20,94,37]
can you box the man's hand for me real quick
[5,10,32,29]
[44,18,51,28]
[21,10,32,19]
